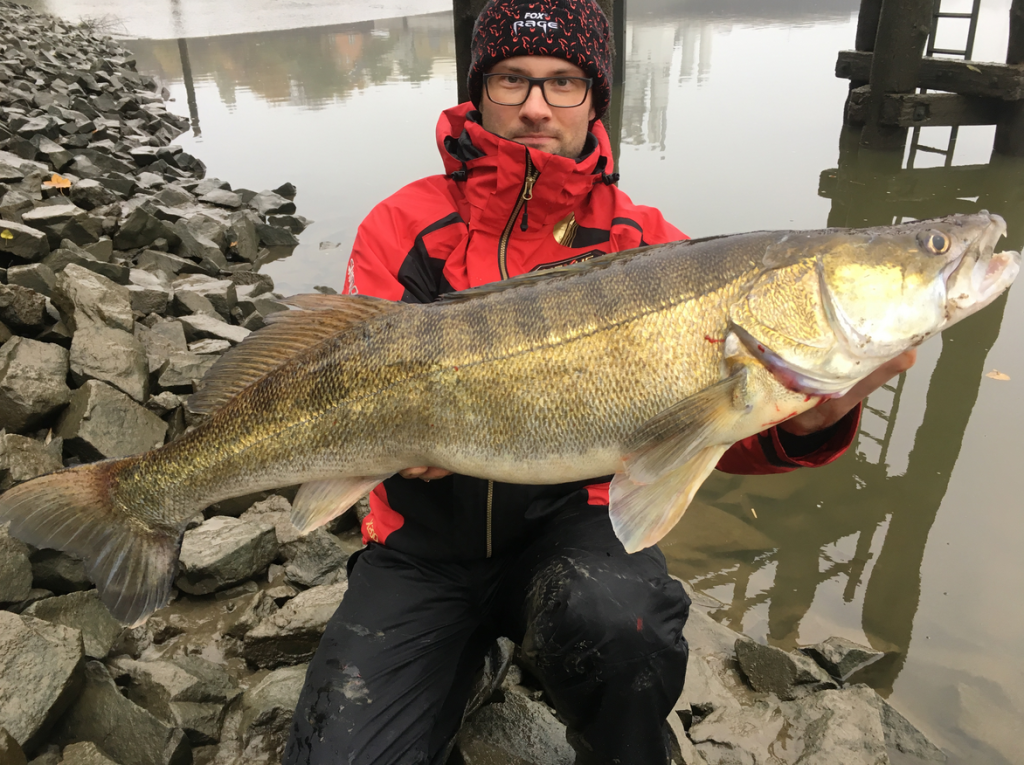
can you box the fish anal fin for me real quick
[188,294,406,415]
[0,461,182,626]
[623,370,748,485]
[610,445,728,553]
[290,475,390,534]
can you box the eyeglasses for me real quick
[483,73,593,108]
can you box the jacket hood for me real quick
[434,102,618,234]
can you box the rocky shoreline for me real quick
[0,2,948,763]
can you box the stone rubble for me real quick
[0,1,954,763]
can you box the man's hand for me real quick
[778,349,917,437]
[399,466,453,481]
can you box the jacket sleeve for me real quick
[343,200,413,302]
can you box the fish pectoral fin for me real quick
[623,370,748,485]
[290,475,391,534]
[609,445,729,553]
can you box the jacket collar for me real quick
[435,102,616,232]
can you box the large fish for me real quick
[0,213,1017,625]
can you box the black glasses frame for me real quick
[482,73,594,108]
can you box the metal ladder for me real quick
[907,0,983,168]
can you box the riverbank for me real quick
[0,1,948,763]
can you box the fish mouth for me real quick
[943,212,1021,325]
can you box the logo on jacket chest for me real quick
[513,12,560,36]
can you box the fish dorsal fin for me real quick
[188,293,406,415]
[437,243,669,303]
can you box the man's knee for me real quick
[521,552,690,681]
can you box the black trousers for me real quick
[283,504,690,765]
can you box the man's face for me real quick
[479,55,596,160]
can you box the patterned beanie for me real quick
[469,0,612,119]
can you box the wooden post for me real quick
[859,0,934,151]
[994,0,1024,156]
[844,0,884,125]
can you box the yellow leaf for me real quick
[1,229,13,240]
[230,241,238,247]
[986,370,1011,381]
[42,173,71,189]
[967,64,982,73]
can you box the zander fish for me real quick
[0,213,1017,625]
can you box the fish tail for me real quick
[0,460,181,627]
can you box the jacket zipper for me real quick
[497,152,538,281]
[486,480,494,558]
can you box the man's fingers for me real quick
[398,466,453,481]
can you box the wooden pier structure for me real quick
[838,0,1024,156]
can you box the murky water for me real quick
[24,0,1024,761]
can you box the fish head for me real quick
[730,213,1020,395]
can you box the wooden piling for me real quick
[994,0,1024,156]
[859,0,934,151]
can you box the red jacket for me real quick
[344,103,857,557]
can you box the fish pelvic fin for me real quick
[290,475,391,535]
[0,462,181,627]
[188,294,407,415]
[623,370,750,485]
[609,445,729,553]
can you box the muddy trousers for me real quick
[283,505,690,765]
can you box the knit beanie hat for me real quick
[468,0,612,119]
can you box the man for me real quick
[284,1,914,763]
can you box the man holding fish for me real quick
[284,0,915,762]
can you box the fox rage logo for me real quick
[513,11,560,36]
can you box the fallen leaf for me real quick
[230,241,238,247]
[967,64,981,73]
[42,173,71,189]
[986,370,1010,381]
[750,507,758,519]
[1,229,13,240]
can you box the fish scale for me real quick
[0,213,1017,626]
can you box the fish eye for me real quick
[923,231,951,255]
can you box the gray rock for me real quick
[0,283,48,330]
[172,290,219,318]
[43,244,129,285]
[282,529,350,588]
[249,190,296,217]
[52,263,133,333]
[778,686,890,765]
[156,352,218,392]
[228,211,260,262]
[56,661,191,765]
[0,524,33,604]
[135,319,188,375]
[172,219,226,270]
[6,263,56,300]
[69,324,149,402]
[108,656,241,746]
[800,637,886,680]
[57,380,167,461]
[0,337,71,433]
[735,638,835,701]
[23,590,123,660]
[0,612,83,751]
[152,186,196,208]
[70,178,119,210]
[136,250,203,278]
[172,275,236,319]
[255,223,299,248]
[30,549,91,594]
[176,516,279,596]
[179,313,250,345]
[187,338,230,355]
[192,179,231,197]
[0,219,50,261]
[21,203,101,250]
[112,206,175,251]
[235,664,307,764]
[240,495,301,545]
[242,580,348,668]
[267,214,310,234]
[457,687,575,765]
[864,693,946,762]
[199,189,241,209]
[0,728,27,765]
[147,391,185,417]
[127,269,173,315]
[0,431,63,490]
[689,698,787,765]
[59,741,121,765]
